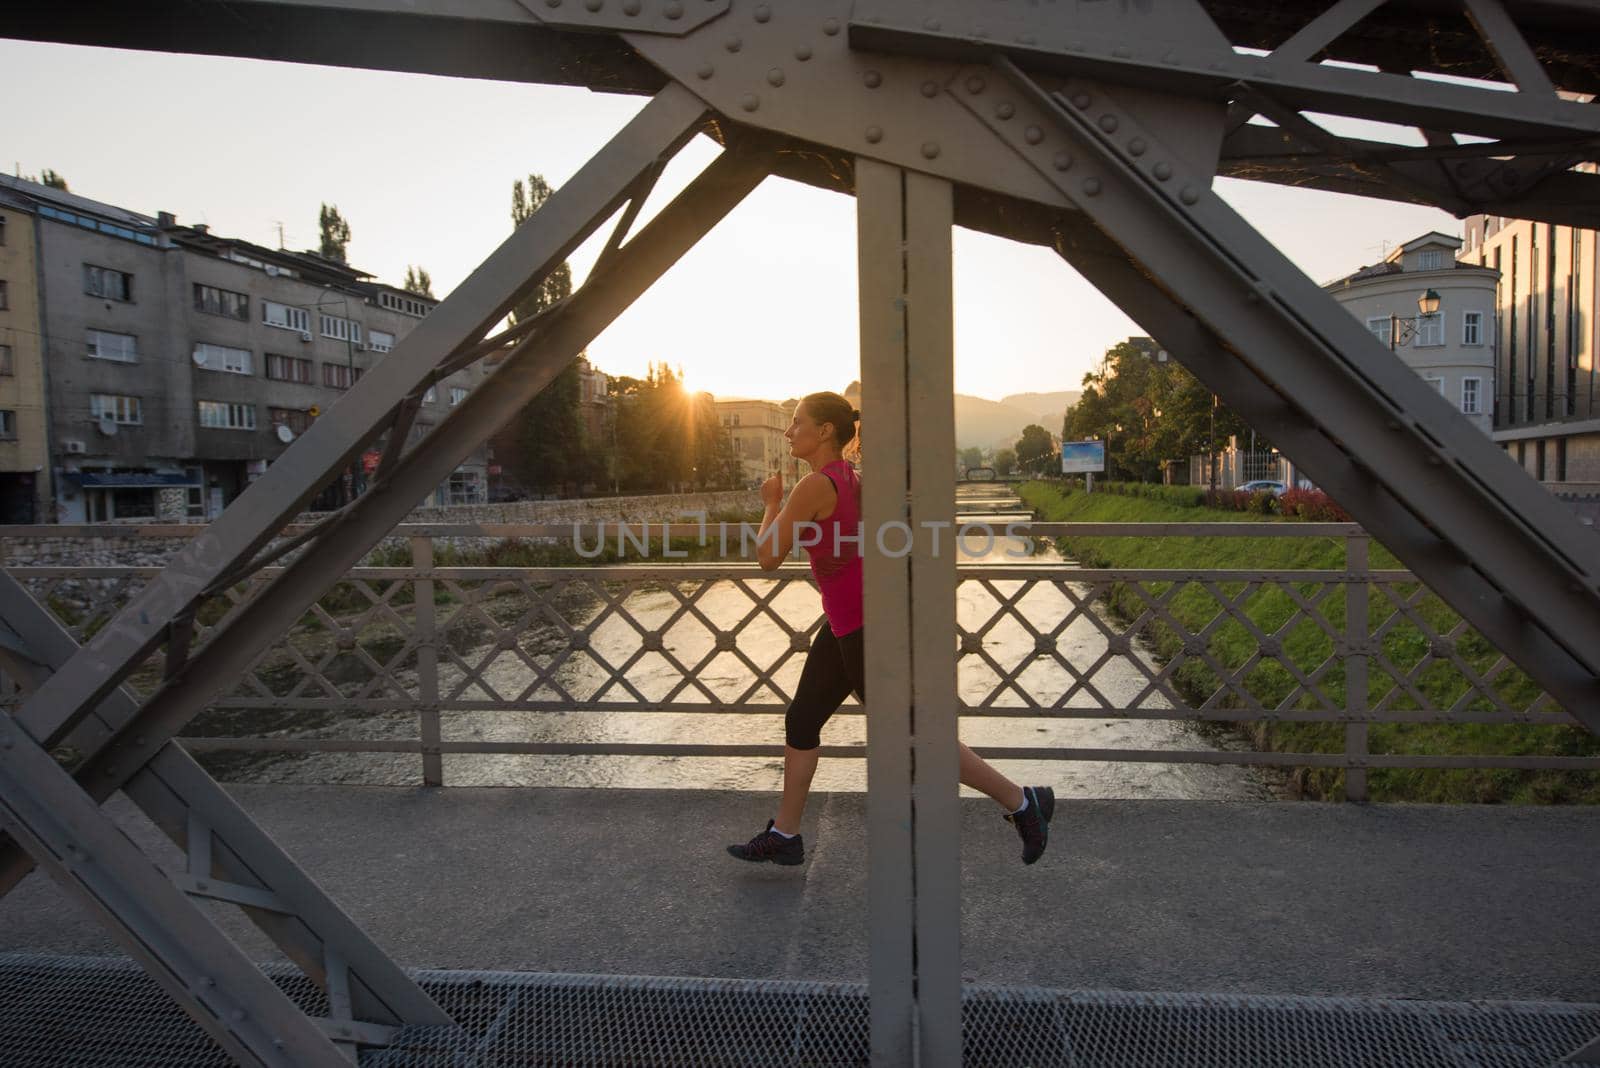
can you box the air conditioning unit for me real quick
[64,440,86,455]
[298,331,313,343]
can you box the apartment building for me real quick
[1324,232,1498,436]
[0,194,51,521]
[714,397,804,488]
[1461,209,1600,488]
[0,174,489,522]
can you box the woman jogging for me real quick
[727,390,1055,867]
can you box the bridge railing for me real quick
[3,521,1591,796]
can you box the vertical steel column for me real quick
[413,536,442,788]
[1345,535,1370,804]
[856,157,961,1067]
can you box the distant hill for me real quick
[955,390,1081,451]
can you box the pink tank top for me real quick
[806,459,863,636]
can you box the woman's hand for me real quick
[760,471,783,509]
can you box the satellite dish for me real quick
[96,412,119,437]
[276,424,295,444]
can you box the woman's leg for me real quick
[774,623,854,835]
[958,743,1025,812]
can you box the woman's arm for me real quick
[756,473,831,570]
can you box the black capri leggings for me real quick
[785,622,866,750]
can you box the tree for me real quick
[959,446,985,470]
[607,364,739,493]
[318,203,351,262]
[1014,424,1055,474]
[495,174,586,495]
[1062,340,1254,482]
[403,265,434,298]
[994,448,1016,476]
[17,168,68,190]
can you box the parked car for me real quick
[1238,480,1287,496]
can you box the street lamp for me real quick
[1389,289,1442,351]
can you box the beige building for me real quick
[714,397,803,488]
[1461,205,1600,493]
[0,200,50,521]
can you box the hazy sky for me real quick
[1,40,1460,403]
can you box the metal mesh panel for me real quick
[2,954,1597,1066]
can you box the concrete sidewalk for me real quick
[2,787,1596,1003]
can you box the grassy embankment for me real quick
[1016,481,1600,804]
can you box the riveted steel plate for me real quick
[520,0,730,37]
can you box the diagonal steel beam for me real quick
[0,572,448,1040]
[13,83,709,756]
[20,128,774,834]
[951,59,1600,727]
[1462,0,1560,97]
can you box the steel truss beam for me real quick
[0,84,775,1063]
[944,57,1600,725]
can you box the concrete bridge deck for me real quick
[2,786,1597,1005]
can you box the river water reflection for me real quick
[223,485,1268,801]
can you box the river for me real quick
[210,483,1269,801]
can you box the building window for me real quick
[265,353,314,383]
[86,329,138,363]
[1418,249,1444,270]
[0,344,11,376]
[0,411,14,439]
[269,407,312,435]
[1461,377,1481,415]
[193,343,252,375]
[378,291,431,318]
[0,280,7,310]
[449,386,468,406]
[197,400,256,430]
[319,313,362,345]
[90,393,143,425]
[447,469,483,505]
[1536,439,1546,481]
[1366,317,1392,347]
[322,363,362,390]
[423,386,437,404]
[1415,313,1444,347]
[1462,311,1484,346]
[0,215,6,246]
[262,301,311,333]
[368,330,395,353]
[193,283,249,320]
[84,264,133,302]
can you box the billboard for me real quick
[1060,440,1106,474]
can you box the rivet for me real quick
[923,17,942,30]
[863,70,882,89]
[1072,93,1092,110]
[1112,45,1132,59]
[864,126,884,144]
[664,0,683,18]
[724,35,741,52]
[1098,114,1119,133]
[197,880,209,891]
[921,141,941,159]
[795,45,812,61]
[1053,151,1073,171]
[1024,125,1044,145]
[965,74,986,95]
[753,3,771,21]
[696,63,714,79]
[822,17,840,35]
[1179,186,1200,205]
[1082,177,1102,196]
[1153,161,1173,181]
[340,1027,353,1037]
[767,68,785,87]
[1128,137,1147,156]
[200,977,215,988]
[994,102,1015,120]
[738,93,759,112]
[545,0,561,7]
[920,80,940,98]
[621,0,640,12]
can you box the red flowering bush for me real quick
[1278,489,1352,522]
